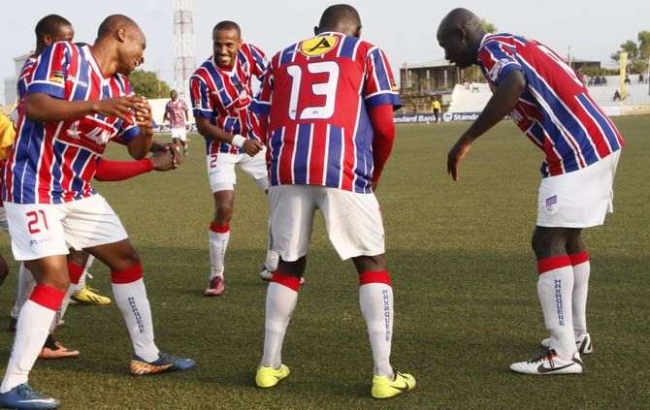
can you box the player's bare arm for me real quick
[26,93,139,123]
[125,97,155,159]
[447,70,525,181]
[195,116,262,156]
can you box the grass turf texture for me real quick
[0,116,648,409]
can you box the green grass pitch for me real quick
[0,115,648,409]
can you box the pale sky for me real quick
[1,0,648,103]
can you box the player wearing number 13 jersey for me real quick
[252,4,415,400]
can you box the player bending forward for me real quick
[438,8,624,375]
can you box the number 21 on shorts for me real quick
[26,210,49,234]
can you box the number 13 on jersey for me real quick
[287,61,340,121]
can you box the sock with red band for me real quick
[261,272,301,369]
[111,264,159,362]
[537,255,576,360]
[1,284,65,393]
[209,222,230,280]
[570,252,590,339]
[49,261,86,333]
[359,270,394,377]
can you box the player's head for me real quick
[96,14,146,76]
[315,4,362,38]
[34,14,74,55]
[437,8,485,69]
[212,21,242,68]
[170,89,178,100]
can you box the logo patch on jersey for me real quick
[545,195,559,215]
[49,71,64,84]
[299,36,339,57]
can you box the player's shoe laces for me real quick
[130,352,196,376]
[39,335,79,359]
[371,371,416,399]
[0,383,60,409]
[510,349,583,375]
[71,284,112,305]
[258,268,306,285]
[255,364,291,388]
[541,333,593,355]
[204,276,225,296]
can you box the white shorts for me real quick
[171,128,187,141]
[537,150,621,228]
[4,194,128,261]
[268,185,385,261]
[207,150,269,193]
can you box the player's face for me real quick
[213,29,241,68]
[118,28,146,76]
[43,24,75,46]
[171,90,178,100]
[438,30,474,69]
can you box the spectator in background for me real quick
[613,89,621,101]
[431,97,442,123]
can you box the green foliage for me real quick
[0,116,648,408]
[128,70,171,99]
[612,32,650,73]
[481,19,497,33]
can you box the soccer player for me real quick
[190,20,278,296]
[438,8,624,375]
[0,15,194,409]
[252,4,416,399]
[163,89,190,155]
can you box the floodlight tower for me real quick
[173,0,196,98]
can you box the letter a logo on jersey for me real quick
[300,35,338,57]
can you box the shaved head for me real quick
[315,4,362,37]
[97,14,142,39]
[94,14,146,76]
[437,8,486,69]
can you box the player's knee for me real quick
[353,255,386,274]
[215,204,233,222]
[531,228,566,259]
[67,249,89,267]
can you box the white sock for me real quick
[261,275,300,369]
[359,271,394,377]
[111,272,159,362]
[1,285,64,393]
[537,256,576,360]
[10,264,35,320]
[571,252,590,340]
[209,223,230,279]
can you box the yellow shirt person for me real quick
[0,112,16,160]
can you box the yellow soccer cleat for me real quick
[71,285,112,305]
[255,364,291,388]
[371,371,416,399]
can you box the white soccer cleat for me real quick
[510,349,583,375]
[541,333,593,355]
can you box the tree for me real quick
[128,70,171,99]
[481,19,497,34]
[611,33,650,74]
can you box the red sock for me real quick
[68,261,85,285]
[111,264,143,284]
[271,271,302,291]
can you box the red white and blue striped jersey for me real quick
[253,32,401,193]
[17,57,37,100]
[4,41,140,204]
[477,33,624,177]
[189,43,267,156]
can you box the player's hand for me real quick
[242,139,263,157]
[150,149,177,171]
[94,96,139,123]
[447,135,473,181]
[133,96,153,127]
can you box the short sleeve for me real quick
[364,48,402,110]
[189,76,213,119]
[478,40,523,85]
[248,44,269,80]
[251,64,274,117]
[27,42,71,99]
